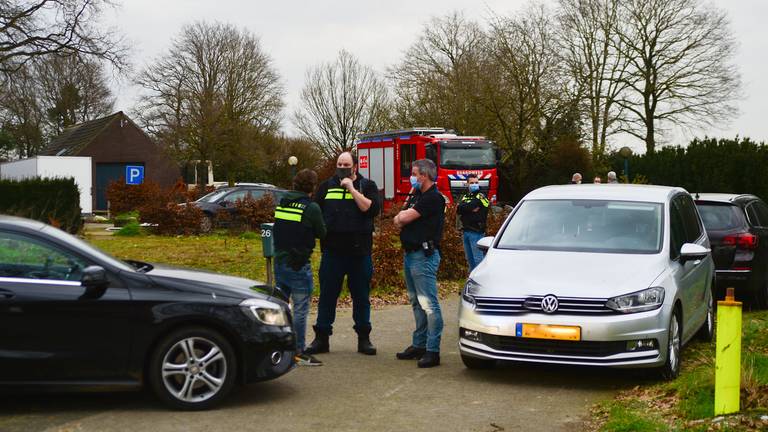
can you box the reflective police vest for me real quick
[458,192,490,233]
[321,178,374,234]
[273,196,315,256]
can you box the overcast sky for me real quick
[106,0,768,154]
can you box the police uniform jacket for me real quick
[456,191,490,233]
[400,184,446,251]
[273,191,326,270]
[315,174,380,256]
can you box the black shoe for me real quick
[396,345,426,360]
[354,325,377,355]
[294,352,323,366]
[303,326,330,355]
[417,351,440,368]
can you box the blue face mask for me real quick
[409,175,421,189]
[468,183,480,193]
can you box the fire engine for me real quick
[355,128,499,210]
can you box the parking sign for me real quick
[126,165,144,185]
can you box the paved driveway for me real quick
[0,297,642,432]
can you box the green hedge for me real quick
[611,137,768,200]
[0,177,82,233]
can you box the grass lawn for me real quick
[86,232,462,304]
[590,308,768,431]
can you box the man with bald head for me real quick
[304,152,381,356]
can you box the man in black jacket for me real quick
[456,173,489,272]
[304,152,381,356]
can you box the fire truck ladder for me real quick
[356,128,446,141]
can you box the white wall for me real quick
[0,156,93,214]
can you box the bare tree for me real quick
[293,49,390,158]
[389,12,490,136]
[615,0,741,153]
[557,0,628,165]
[135,22,284,180]
[488,3,570,158]
[0,66,44,157]
[36,53,114,133]
[0,52,114,156]
[0,0,128,74]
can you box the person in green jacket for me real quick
[273,169,326,366]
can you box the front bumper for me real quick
[240,326,296,383]
[458,299,670,368]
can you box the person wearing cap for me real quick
[273,169,326,366]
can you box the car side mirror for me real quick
[476,236,494,251]
[680,243,710,263]
[80,266,109,299]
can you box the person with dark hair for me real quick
[456,173,489,272]
[304,152,381,356]
[393,158,446,368]
[273,168,326,366]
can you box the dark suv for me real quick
[192,184,287,232]
[694,193,768,307]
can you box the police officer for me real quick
[394,159,445,368]
[304,152,381,356]
[273,169,326,366]
[456,173,489,272]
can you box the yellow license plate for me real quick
[516,323,581,341]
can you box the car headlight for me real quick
[240,298,289,326]
[606,287,665,313]
[462,279,481,307]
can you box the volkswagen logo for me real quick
[541,295,559,313]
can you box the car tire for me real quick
[461,354,496,370]
[148,326,237,411]
[657,309,682,380]
[200,215,214,233]
[696,289,715,342]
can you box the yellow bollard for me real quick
[714,287,742,416]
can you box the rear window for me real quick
[695,203,745,231]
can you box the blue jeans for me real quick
[462,230,485,272]
[403,250,443,352]
[274,260,313,352]
[315,252,373,334]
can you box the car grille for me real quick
[481,334,627,357]
[473,296,614,315]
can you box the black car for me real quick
[694,193,768,308]
[193,184,287,232]
[0,216,295,410]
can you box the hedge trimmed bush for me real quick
[611,137,768,199]
[0,177,82,233]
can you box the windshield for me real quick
[440,145,495,169]
[197,189,231,203]
[497,200,664,254]
[696,203,745,231]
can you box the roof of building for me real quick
[39,112,124,157]
[523,184,687,203]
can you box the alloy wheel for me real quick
[668,316,681,374]
[161,337,227,403]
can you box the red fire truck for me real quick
[355,128,499,210]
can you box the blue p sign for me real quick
[126,165,144,185]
